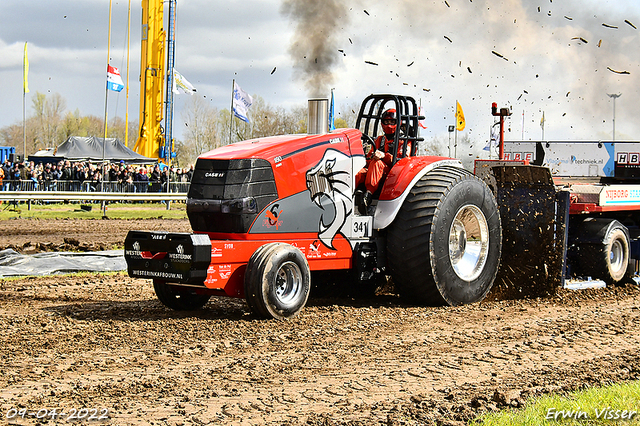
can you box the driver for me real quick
[355,108,410,211]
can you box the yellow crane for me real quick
[134,0,165,159]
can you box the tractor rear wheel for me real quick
[153,281,211,310]
[244,243,311,319]
[387,166,502,306]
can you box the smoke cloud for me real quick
[281,0,349,98]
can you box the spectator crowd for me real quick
[0,158,194,193]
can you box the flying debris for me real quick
[491,50,508,61]
[607,67,630,75]
[517,94,522,100]
[444,35,452,43]
[423,88,431,92]
[445,1,450,6]
[338,49,345,56]
[602,23,618,29]
[364,9,369,16]
[407,61,414,67]
[625,20,637,29]
[564,16,573,20]
[571,37,588,43]
[271,67,276,75]
[467,67,472,73]
[598,39,602,47]
[365,61,378,66]
[349,38,353,44]
[566,91,570,97]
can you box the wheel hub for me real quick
[610,239,624,273]
[448,205,490,281]
[274,261,303,308]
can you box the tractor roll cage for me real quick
[355,94,425,166]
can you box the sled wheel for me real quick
[244,243,311,319]
[387,166,502,306]
[576,221,630,284]
[153,281,211,310]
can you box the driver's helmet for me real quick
[381,109,397,136]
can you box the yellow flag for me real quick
[23,42,29,94]
[455,101,465,131]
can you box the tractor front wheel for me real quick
[244,243,311,319]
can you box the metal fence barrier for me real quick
[0,181,188,211]
[1,179,190,194]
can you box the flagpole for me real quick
[22,42,27,160]
[124,0,132,147]
[22,84,26,159]
[102,0,114,194]
[229,79,235,145]
[454,101,458,158]
[454,127,458,158]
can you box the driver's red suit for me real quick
[355,135,410,194]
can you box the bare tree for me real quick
[31,92,67,150]
[180,96,221,164]
[336,101,360,128]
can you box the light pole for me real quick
[607,93,621,142]
[448,125,455,157]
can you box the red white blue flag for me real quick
[106,65,124,92]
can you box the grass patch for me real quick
[0,201,187,220]
[471,380,640,425]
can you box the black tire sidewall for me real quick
[430,177,502,305]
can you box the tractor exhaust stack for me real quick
[308,99,328,135]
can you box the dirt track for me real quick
[0,218,191,252]
[1,219,640,425]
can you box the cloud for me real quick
[0,0,638,146]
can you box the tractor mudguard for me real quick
[373,157,463,229]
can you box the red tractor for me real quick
[125,94,503,319]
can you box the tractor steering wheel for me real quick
[361,134,376,159]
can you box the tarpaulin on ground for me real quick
[28,136,156,164]
[0,249,126,278]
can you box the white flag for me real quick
[232,81,253,123]
[484,122,500,151]
[173,69,196,95]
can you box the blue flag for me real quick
[329,90,335,131]
[232,81,253,123]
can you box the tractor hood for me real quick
[197,130,360,163]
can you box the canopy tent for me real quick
[28,137,156,164]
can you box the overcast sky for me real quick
[0,0,638,156]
